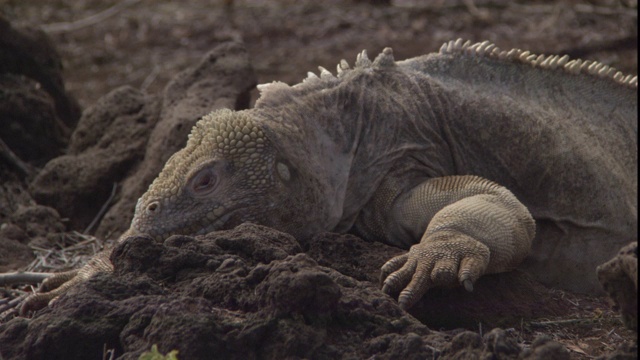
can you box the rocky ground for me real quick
[0,0,637,359]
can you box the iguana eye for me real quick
[189,168,218,195]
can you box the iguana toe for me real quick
[380,234,491,310]
[20,291,57,315]
[379,253,408,286]
[458,255,488,291]
[381,256,416,295]
[39,269,79,292]
[20,270,83,315]
[397,263,433,309]
[381,251,441,310]
[430,259,457,286]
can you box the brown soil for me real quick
[0,1,637,359]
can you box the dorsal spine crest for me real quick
[258,39,636,107]
[439,38,637,88]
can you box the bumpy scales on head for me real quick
[132,109,285,239]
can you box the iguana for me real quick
[19,39,638,313]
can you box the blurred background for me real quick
[1,0,637,109]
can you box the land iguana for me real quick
[20,39,638,313]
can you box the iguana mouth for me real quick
[194,210,237,236]
[133,206,238,239]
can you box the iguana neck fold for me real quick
[253,66,449,233]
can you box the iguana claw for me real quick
[20,270,80,315]
[462,279,474,292]
[380,234,490,310]
[19,249,113,315]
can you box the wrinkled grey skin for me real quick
[21,40,638,313]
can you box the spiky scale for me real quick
[373,47,395,68]
[355,50,371,68]
[318,66,334,79]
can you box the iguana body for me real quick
[22,40,638,312]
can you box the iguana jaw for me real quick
[130,200,258,241]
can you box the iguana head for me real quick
[129,108,324,240]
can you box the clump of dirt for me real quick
[0,224,578,359]
[597,242,638,332]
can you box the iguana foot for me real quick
[19,269,79,315]
[380,232,490,310]
[20,249,113,315]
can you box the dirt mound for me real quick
[304,232,570,329]
[0,16,82,272]
[0,224,571,359]
[0,14,80,166]
[30,41,255,234]
[597,242,638,332]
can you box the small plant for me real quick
[138,344,179,360]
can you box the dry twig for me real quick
[0,138,37,179]
[530,318,601,327]
[84,183,118,235]
[42,0,142,34]
[0,272,52,286]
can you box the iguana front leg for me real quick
[368,175,535,309]
[16,224,143,316]
[18,228,147,314]
[19,249,113,315]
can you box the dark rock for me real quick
[596,341,638,360]
[407,269,567,329]
[366,332,441,359]
[597,241,638,332]
[256,253,342,316]
[29,40,256,236]
[0,142,36,228]
[449,331,484,352]
[0,224,579,358]
[0,236,32,273]
[304,231,404,283]
[0,15,78,269]
[0,74,67,165]
[95,40,256,239]
[0,15,81,128]
[0,205,66,271]
[0,223,27,244]
[438,329,569,360]
[0,15,81,165]
[484,328,521,358]
[30,86,160,231]
[521,335,570,360]
[9,205,65,239]
[0,223,579,359]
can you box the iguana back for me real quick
[350,41,637,291]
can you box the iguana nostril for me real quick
[147,202,159,212]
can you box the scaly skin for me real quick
[20,39,637,314]
[357,175,535,309]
